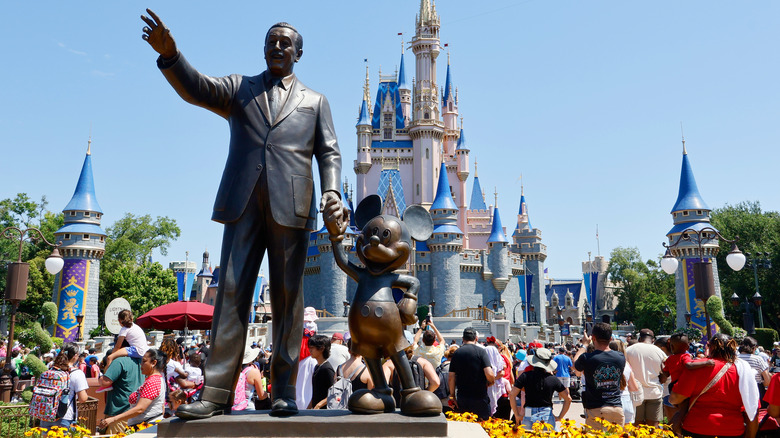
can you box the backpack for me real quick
[391,355,426,406]
[327,363,365,410]
[29,368,73,422]
[432,361,450,399]
[232,365,255,411]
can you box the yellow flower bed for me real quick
[24,421,154,438]
[446,411,678,437]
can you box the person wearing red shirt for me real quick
[765,372,780,420]
[670,333,758,438]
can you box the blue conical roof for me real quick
[487,207,509,243]
[443,63,454,104]
[456,128,467,150]
[469,176,487,210]
[356,99,370,127]
[398,53,408,90]
[64,152,102,213]
[431,163,457,210]
[671,151,709,213]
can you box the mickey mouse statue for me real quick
[324,194,441,416]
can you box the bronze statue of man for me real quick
[141,9,346,419]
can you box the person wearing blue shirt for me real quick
[553,348,573,391]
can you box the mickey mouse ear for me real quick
[355,195,383,230]
[402,205,433,241]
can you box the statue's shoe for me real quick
[348,388,396,414]
[400,388,442,417]
[269,398,299,417]
[175,400,227,420]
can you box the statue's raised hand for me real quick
[141,9,177,59]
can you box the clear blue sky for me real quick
[2,1,778,280]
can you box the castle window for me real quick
[83,234,90,240]
[384,128,392,139]
[100,236,105,242]
[384,113,392,123]
[682,211,689,217]
[448,102,453,111]
[417,184,420,196]
[84,212,90,217]
[697,210,702,215]
[69,211,76,216]
[424,112,430,119]
[96,213,101,219]
[673,213,677,218]
[64,234,71,240]
[426,148,429,159]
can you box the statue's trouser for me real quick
[200,179,308,406]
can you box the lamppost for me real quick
[661,227,745,339]
[76,314,85,342]
[583,302,593,335]
[658,305,671,335]
[730,292,761,335]
[745,252,771,328]
[342,300,350,318]
[1,226,64,401]
[684,312,692,328]
[529,303,537,325]
[513,302,524,324]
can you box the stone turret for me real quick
[428,162,463,315]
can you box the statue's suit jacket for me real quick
[158,53,342,229]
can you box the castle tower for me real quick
[195,249,213,302]
[510,186,547,325]
[354,66,373,201]
[398,51,411,123]
[409,0,444,207]
[428,162,463,315]
[582,255,612,322]
[486,201,510,294]
[465,161,491,250]
[52,140,106,342]
[442,58,459,155]
[454,126,470,233]
[666,139,722,330]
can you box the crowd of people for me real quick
[7,308,780,437]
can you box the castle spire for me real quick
[670,143,709,213]
[64,141,102,213]
[443,60,454,104]
[431,162,457,211]
[487,206,509,243]
[398,51,408,90]
[469,159,487,210]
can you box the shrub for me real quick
[754,328,779,350]
[20,387,33,403]
[706,295,733,336]
[22,354,47,378]
[41,301,57,330]
[16,322,52,352]
[51,337,64,349]
[675,326,702,342]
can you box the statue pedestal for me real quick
[154,410,456,438]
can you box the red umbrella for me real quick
[135,301,215,330]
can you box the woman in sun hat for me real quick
[232,344,267,411]
[508,347,572,431]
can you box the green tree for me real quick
[607,247,676,331]
[104,213,180,266]
[711,201,780,331]
[101,262,178,317]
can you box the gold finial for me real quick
[474,158,478,178]
[364,62,371,104]
[494,187,498,208]
[680,122,687,155]
[401,37,404,54]
[447,50,450,65]
[87,137,92,156]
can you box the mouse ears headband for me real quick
[354,194,433,242]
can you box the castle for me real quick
[303,0,556,325]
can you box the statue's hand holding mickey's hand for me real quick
[321,191,348,241]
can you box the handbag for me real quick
[671,362,731,437]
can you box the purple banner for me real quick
[683,258,716,339]
[55,259,89,342]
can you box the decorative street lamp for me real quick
[76,314,85,342]
[729,292,762,335]
[513,302,524,324]
[684,312,692,328]
[342,300,350,318]
[662,227,745,338]
[745,252,771,328]
[1,226,63,401]
[529,303,537,324]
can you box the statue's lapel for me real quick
[249,74,272,126]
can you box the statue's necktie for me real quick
[269,79,281,122]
